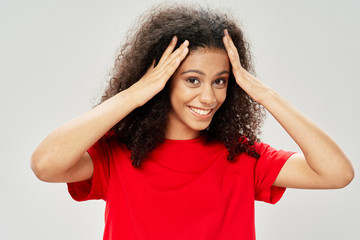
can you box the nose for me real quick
[199,84,217,107]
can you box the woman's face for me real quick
[166,48,230,140]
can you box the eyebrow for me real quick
[180,70,230,76]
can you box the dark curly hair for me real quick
[100,4,265,167]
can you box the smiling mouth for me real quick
[189,106,213,116]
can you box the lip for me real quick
[188,106,214,119]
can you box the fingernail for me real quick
[183,40,189,46]
[172,36,177,42]
[183,47,188,54]
[224,29,229,36]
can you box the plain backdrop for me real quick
[1,0,359,239]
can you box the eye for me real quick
[214,79,225,85]
[213,78,227,88]
[186,77,200,85]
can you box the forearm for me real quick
[223,30,354,188]
[259,87,354,186]
[31,88,137,179]
[31,38,189,182]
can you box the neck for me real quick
[164,125,201,140]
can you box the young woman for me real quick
[31,5,354,239]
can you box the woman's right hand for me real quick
[129,36,189,107]
[31,37,189,183]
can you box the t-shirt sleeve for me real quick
[67,136,111,201]
[254,142,295,204]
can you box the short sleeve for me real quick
[67,136,111,201]
[254,142,295,204]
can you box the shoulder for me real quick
[88,132,130,162]
[97,131,127,148]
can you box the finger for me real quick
[157,36,178,66]
[155,42,189,82]
[223,30,239,59]
[146,40,189,82]
[168,44,189,72]
[223,30,242,71]
[223,29,238,52]
[160,39,189,71]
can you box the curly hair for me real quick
[100,4,265,167]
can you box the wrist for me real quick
[117,88,142,109]
[254,86,279,106]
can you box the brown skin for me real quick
[31,38,190,183]
[223,29,354,189]
[31,30,354,189]
[31,5,354,188]
[101,6,265,167]
[166,48,230,140]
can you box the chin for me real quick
[190,121,212,131]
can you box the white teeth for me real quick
[190,107,212,115]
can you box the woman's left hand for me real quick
[222,29,354,189]
[222,29,269,104]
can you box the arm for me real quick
[223,30,354,189]
[31,37,189,183]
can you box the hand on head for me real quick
[129,37,189,107]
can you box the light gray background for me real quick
[1,0,359,239]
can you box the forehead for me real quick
[177,48,230,73]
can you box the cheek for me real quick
[172,87,196,105]
[170,88,190,110]
[216,89,227,105]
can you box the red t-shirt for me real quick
[67,135,294,239]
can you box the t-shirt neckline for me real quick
[164,135,204,144]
